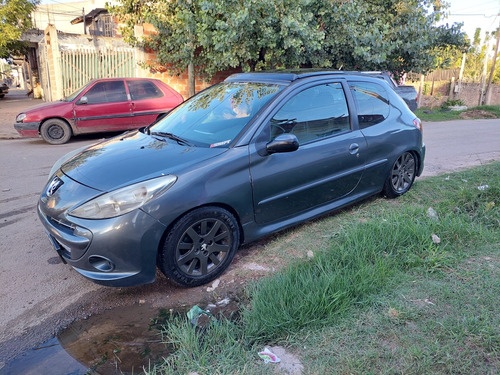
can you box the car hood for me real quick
[23,100,71,114]
[61,131,227,191]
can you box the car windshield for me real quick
[149,82,283,148]
[64,82,93,102]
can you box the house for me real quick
[22,0,233,101]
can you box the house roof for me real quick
[70,8,108,25]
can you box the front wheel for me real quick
[383,151,416,198]
[40,119,72,145]
[158,206,240,287]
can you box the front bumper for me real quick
[38,173,167,287]
[14,121,40,137]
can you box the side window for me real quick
[349,81,390,128]
[270,83,350,144]
[127,80,164,100]
[84,81,127,104]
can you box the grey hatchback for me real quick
[38,71,425,287]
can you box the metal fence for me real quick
[60,48,136,97]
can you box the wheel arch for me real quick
[39,117,75,135]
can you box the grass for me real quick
[414,104,500,122]
[149,162,500,374]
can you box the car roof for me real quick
[87,77,161,83]
[225,69,390,84]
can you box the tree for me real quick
[311,0,467,78]
[109,0,466,92]
[109,0,324,95]
[0,0,38,58]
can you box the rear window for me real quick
[349,81,390,128]
[127,80,163,100]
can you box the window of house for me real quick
[349,81,390,128]
[269,83,350,144]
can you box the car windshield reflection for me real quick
[149,82,284,148]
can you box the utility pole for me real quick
[456,52,466,96]
[484,20,500,105]
[479,44,489,106]
[82,8,86,35]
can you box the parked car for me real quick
[358,71,418,111]
[38,70,425,288]
[14,78,183,144]
[0,82,8,98]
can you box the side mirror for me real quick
[78,96,88,105]
[266,134,299,154]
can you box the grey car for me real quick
[38,71,425,287]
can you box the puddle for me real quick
[1,304,170,375]
[1,297,241,375]
[0,337,88,375]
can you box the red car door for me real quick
[73,80,134,133]
[126,79,183,127]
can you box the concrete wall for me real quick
[418,82,500,108]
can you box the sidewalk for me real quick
[0,88,42,139]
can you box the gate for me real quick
[60,48,136,97]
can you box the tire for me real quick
[158,206,240,287]
[383,151,416,198]
[40,119,72,145]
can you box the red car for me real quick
[14,78,184,144]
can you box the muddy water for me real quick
[1,303,171,375]
[59,303,171,374]
[1,297,241,375]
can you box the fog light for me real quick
[89,256,115,272]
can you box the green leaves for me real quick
[0,0,38,57]
[108,0,466,81]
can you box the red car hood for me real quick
[22,100,71,115]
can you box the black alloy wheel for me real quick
[383,151,416,198]
[158,206,239,286]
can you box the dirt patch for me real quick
[459,110,498,120]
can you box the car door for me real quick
[73,80,134,133]
[126,80,169,127]
[249,81,367,224]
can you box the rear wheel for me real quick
[383,151,416,198]
[40,119,72,145]
[158,207,240,287]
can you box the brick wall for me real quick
[143,63,241,99]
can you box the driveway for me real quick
[0,93,499,363]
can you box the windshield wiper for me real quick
[149,131,193,146]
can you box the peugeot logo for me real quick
[46,176,63,197]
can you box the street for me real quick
[1,91,499,363]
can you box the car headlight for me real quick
[69,175,177,219]
[16,113,26,122]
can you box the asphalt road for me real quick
[0,91,499,363]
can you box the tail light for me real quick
[413,118,423,134]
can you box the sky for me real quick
[441,0,499,41]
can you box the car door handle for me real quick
[349,143,359,154]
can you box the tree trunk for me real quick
[188,62,195,97]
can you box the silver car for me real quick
[38,71,425,287]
